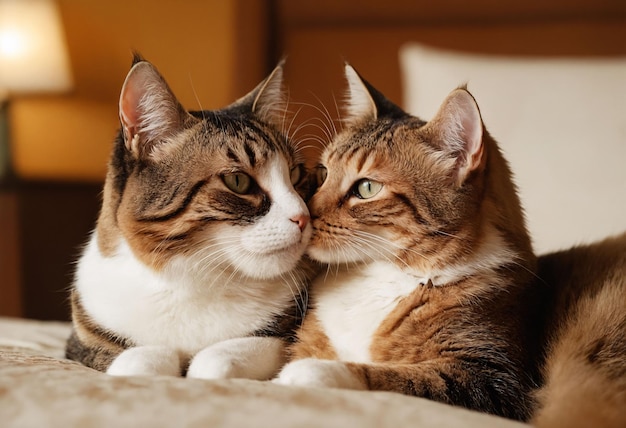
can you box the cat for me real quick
[532,232,626,428]
[65,56,315,380]
[275,64,546,421]
[275,64,626,425]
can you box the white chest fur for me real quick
[75,234,296,356]
[312,262,424,363]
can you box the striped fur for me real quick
[66,58,316,379]
[276,66,541,421]
[66,290,132,371]
[277,65,626,425]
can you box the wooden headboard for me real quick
[272,0,626,161]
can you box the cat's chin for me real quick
[236,243,308,280]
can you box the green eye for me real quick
[290,165,303,185]
[223,172,252,194]
[316,165,328,186]
[355,179,383,199]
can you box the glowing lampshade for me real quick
[0,0,72,96]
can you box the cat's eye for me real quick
[354,179,383,199]
[290,165,304,186]
[222,172,252,194]
[316,165,328,186]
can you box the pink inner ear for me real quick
[461,100,483,172]
[116,61,188,158]
[119,77,144,142]
[344,64,377,122]
[453,90,484,173]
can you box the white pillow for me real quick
[400,43,626,254]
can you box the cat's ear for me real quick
[119,59,190,158]
[231,60,286,127]
[428,88,485,184]
[344,64,378,123]
[344,64,405,125]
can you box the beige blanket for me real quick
[0,317,527,427]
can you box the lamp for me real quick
[0,0,73,179]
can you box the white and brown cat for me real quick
[65,56,315,380]
[275,65,626,426]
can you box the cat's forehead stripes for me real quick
[200,111,289,151]
[323,121,412,190]
[325,119,405,164]
[197,113,295,169]
[244,143,257,167]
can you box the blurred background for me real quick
[1,0,624,321]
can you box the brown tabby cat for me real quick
[276,65,542,420]
[66,56,315,379]
[275,64,626,425]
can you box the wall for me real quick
[11,0,270,182]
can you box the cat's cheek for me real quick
[274,358,366,390]
[107,346,181,377]
[232,222,310,278]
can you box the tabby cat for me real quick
[276,65,542,420]
[65,57,314,379]
[276,65,626,425]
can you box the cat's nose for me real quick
[291,214,309,232]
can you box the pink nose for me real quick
[291,214,309,232]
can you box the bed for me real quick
[0,317,531,427]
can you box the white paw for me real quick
[274,358,366,390]
[187,337,285,380]
[186,346,244,380]
[107,346,181,377]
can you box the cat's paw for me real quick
[107,346,181,377]
[187,337,285,380]
[186,346,244,380]
[274,358,366,390]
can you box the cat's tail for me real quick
[532,271,626,428]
